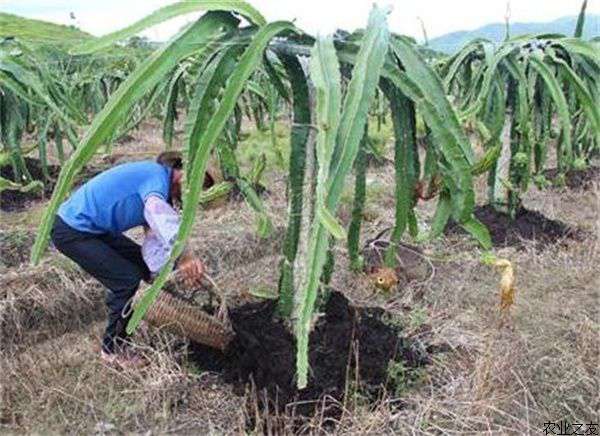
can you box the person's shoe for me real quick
[100,349,147,369]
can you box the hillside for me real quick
[430,14,600,53]
[0,12,93,45]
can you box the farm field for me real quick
[1,1,599,434]
[2,116,598,433]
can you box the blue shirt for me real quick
[58,161,172,235]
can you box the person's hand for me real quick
[178,257,205,288]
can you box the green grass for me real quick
[367,115,394,152]
[386,360,428,397]
[237,120,291,173]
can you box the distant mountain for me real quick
[0,12,93,45]
[429,15,600,53]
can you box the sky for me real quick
[1,0,598,42]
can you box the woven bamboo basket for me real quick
[134,287,234,351]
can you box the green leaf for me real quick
[442,42,482,90]
[263,53,290,102]
[238,178,273,238]
[427,190,452,240]
[294,5,390,389]
[575,0,588,38]
[408,210,419,238]
[72,0,266,54]
[127,20,295,335]
[30,12,238,265]
[389,40,477,226]
[328,10,391,204]
[0,55,78,125]
[557,38,600,66]
[199,181,233,204]
[380,80,417,268]
[460,216,492,249]
[471,143,501,175]
[391,37,473,163]
[162,68,184,149]
[277,53,311,318]
[529,54,572,171]
[480,251,498,265]
[249,153,267,186]
[0,176,43,193]
[248,287,279,300]
[463,42,519,118]
[317,205,346,240]
[550,54,600,141]
[347,130,368,269]
[292,34,344,389]
[310,35,342,185]
[0,150,10,168]
[183,34,247,173]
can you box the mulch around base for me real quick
[544,166,600,191]
[190,292,430,423]
[448,205,585,248]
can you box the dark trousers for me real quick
[51,216,150,353]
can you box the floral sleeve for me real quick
[142,195,181,274]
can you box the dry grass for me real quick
[1,324,247,433]
[391,239,599,434]
[0,229,35,268]
[1,119,598,434]
[0,259,103,351]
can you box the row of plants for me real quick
[0,31,158,191]
[6,0,595,388]
[438,23,599,217]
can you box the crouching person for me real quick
[51,151,204,368]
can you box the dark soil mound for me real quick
[1,158,104,212]
[448,205,584,248]
[189,292,429,421]
[544,167,600,191]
